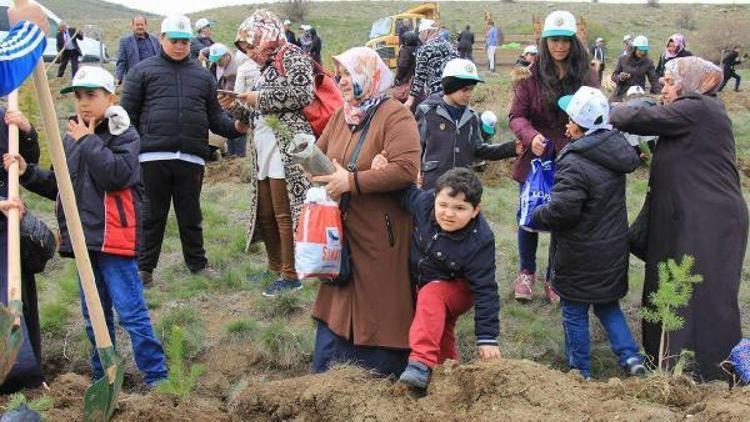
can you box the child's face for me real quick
[74,89,115,124]
[434,188,480,232]
[445,85,475,107]
[565,119,585,139]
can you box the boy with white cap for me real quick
[414,58,516,190]
[190,17,214,60]
[516,44,538,67]
[7,66,168,387]
[531,86,646,380]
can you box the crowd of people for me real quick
[0,3,748,395]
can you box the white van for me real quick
[0,1,109,63]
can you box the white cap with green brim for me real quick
[161,15,193,40]
[208,43,229,63]
[557,86,612,135]
[481,111,497,136]
[442,58,484,83]
[541,11,577,39]
[631,35,649,51]
[61,66,115,94]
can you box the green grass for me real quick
[155,305,205,359]
[3,393,54,414]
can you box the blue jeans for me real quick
[226,136,247,157]
[79,252,167,385]
[312,320,409,378]
[560,299,642,378]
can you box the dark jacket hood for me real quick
[561,129,640,174]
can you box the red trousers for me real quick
[408,279,474,368]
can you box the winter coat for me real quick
[402,185,500,346]
[410,38,458,98]
[312,99,421,349]
[533,129,640,303]
[611,94,748,381]
[120,50,241,160]
[395,44,418,86]
[244,44,314,246]
[21,121,142,258]
[457,30,474,54]
[189,36,213,60]
[416,93,517,190]
[722,50,741,72]
[655,48,692,77]
[0,108,39,209]
[508,64,599,183]
[115,33,160,82]
[610,53,661,102]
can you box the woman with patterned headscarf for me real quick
[310,47,421,377]
[655,33,692,77]
[231,9,314,297]
[611,57,747,381]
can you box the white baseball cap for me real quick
[300,24,312,31]
[557,86,611,134]
[541,11,576,39]
[626,86,646,97]
[283,19,291,26]
[194,18,211,31]
[596,37,604,43]
[208,43,229,62]
[523,44,538,55]
[61,66,115,94]
[442,58,483,83]
[481,111,497,136]
[631,35,649,51]
[418,19,436,33]
[161,15,193,39]
[623,34,632,42]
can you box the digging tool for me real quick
[0,89,45,393]
[16,0,123,419]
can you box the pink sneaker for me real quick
[514,272,535,302]
[544,281,560,304]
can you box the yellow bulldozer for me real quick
[365,2,439,68]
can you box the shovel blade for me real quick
[0,305,23,385]
[83,346,124,422]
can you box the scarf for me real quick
[665,56,723,96]
[332,47,393,126]
[234,9,287,67]
[664,33,686,60]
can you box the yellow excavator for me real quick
[365,2,439,68]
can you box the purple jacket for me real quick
[508,65,598,183]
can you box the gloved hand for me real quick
[105,105,131,136]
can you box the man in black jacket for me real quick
[121,15,246,284]
[56,23,83,79]
[719,45,744,92]
[457,25,474,61]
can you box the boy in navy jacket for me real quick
[4,66,168,387]
[371,161,501,389]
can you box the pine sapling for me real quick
[157,325,204,399]
[640,255,703,371]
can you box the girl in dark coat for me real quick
[508,10,598,303]
[610,37,661,102]
[611,57,748,381]
[655,33,692,78]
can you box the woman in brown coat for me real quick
[312,47,421,377]
[611,57,748,381]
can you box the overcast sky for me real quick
[102,0,750,16]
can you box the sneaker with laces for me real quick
[262,279,303,298]
[513,272,535,301]
[625,356,647,377]
[399,361,431,389]
[544,281,560,304]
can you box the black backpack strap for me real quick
[340,98,388,212]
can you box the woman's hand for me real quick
[218,93,236,110]
[531,134,547,156]
[618,72,631,82]
[4,110,31,133]
[235,120,249,134]
[0,197,25,218]
[3,153,27,176]
[371,150,388,170]
[311,160,351,200]
[237,91,259,108]
[478,345,501,361]
[66,115,95,142]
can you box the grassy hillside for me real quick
[3,1,750,419]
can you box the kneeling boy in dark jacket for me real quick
[6,67,168,387]
[532,86,645,380]
[370,162,501,389]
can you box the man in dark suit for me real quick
[116,15,160,85]
[56,23,83,79]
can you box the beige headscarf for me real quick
[332,47,393,126]
[665,56,723,96]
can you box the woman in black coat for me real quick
[611,57,748,381]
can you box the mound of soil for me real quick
[205,157,252,184]
[113,393,229,422]
[229,359,750,421]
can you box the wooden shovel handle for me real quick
[7,91,21,306]
[16,0,113,351]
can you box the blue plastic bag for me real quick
[518,145,555,232]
